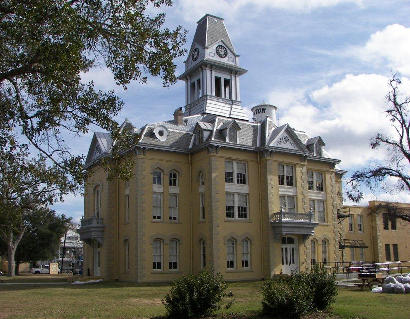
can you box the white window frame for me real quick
[225,192,249,219]
[359,247,365,261]
[280,195,296,213]
[152,239,163,271]
[94,186,101,218]
[169,194,178,222]
[348,215,354,232]
[357,215,363,232]
[225,161,247,185]
[169,171,178,187]
[309,199,325,223]
[200,240,206,269]
[311,239,317,265]
[152,192,163,221]
[308,170,324,192]
[153,170,162,185]
[169,239,179,270]
[322,239,328,264]
[278,164,294,187]
[124,194,130,223]
[226,239,236,269]
[241,239,250,269]
[199,192,205,221]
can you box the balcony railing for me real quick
[271,211,315,223]
[270,210,318,237]
[78,216,105,245]
[80,216,104,227]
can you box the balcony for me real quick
[78,216,104,245]
[270,211,318,238]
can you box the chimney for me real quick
[174,107,184,125]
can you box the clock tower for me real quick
[179,14,248,120]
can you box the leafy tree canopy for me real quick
[0,0,186,187]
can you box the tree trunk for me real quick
[6,229,25,277]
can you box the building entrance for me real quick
[281,236,298,274]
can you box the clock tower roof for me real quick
[190,14,236,55]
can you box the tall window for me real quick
[94,186,101,218]
[200,192,205,220]
[322,240,328,264]
[392,244,399,261]
[348,215,354,232]
[242,239,250,268]
[280,195,296,213]
[383,213,389,230]
[169,239,179,270]
[309,199,325,223]
[225,161,247,185]
[359,247,365,261]
[215,76,222,97]
[200,240,206,269]
[153,170,162,185]
[124,239,129,272]
[391,215,397,230]
[124,195,130,223]
[357,215,363,232]
[153,239,163,270]
[311,239,317,265]
[226,239,236,269]
[278,164,294,186]
[350,247,355,262]
[226,193,249,219]
[385,244,391,261]
[169,171,178,187]
[169,194,178,221]
[152,193,162,220]
[308,171,324,191]
[199,172,205,186]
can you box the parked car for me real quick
[31,265,50,274]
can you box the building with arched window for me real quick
[79,14,351,282]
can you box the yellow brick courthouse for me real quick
[79,14,408,282]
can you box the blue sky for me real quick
[54,0,410,223]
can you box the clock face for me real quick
[192,48,199,61]
[216,45,228,58]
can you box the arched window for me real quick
[199,171,205,186]
[242,239,250,268]
[169,170,178,187]
[169,239,179,270]
[152,239,163,270]
[311,239,317,265]
[94,186,101,218]
[322,239,328,264]
[153,169,162,185]
[226,238,236,269]
[200,240,206,269]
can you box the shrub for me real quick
[261,274,313,319]
[308,265,338,310]
[163,268,228,318]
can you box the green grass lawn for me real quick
[0,279,409,319]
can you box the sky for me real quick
[53,0,410,223]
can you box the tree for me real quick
[347,76,410,221]
[0,0,186,186]
[0,132,73,276]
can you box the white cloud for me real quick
[269,73,395,168]
[175,0,363,22]
[357,24,410,76]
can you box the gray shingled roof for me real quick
[190,14,235,54]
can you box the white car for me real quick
[31,265,50,274]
